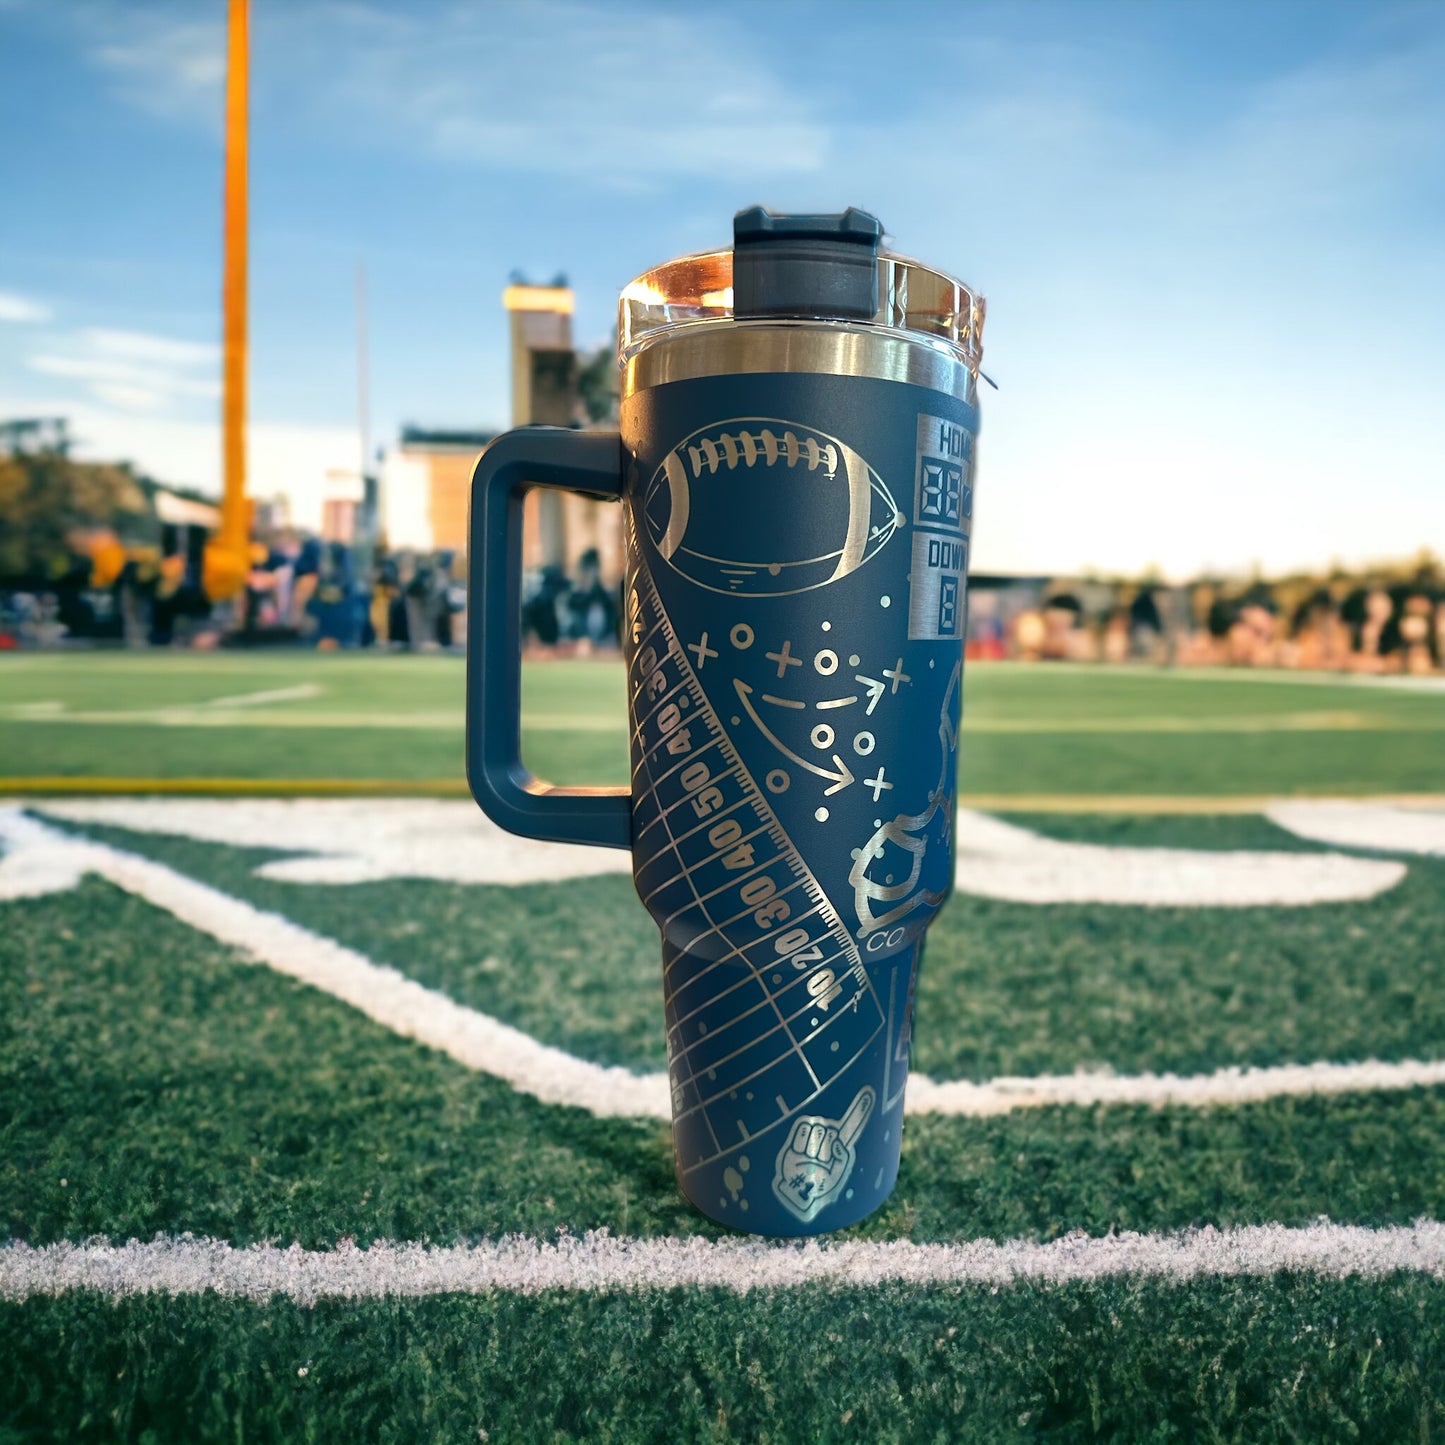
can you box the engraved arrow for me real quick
[855,674,886,715]
[734,680,856,795]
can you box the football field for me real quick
[3,655,1445,1440]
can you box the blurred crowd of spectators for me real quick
[971,561,1445,675]
[5,528,1442,677]
[240,537,467,650]
[0,532,624,654]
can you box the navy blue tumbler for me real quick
[468,208,985,1235]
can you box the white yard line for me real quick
[905,1058,1445,1115]
[2,808,1444,1121]
[4,1222,1444,1302]
[199,684,323,708]
[0,810,666,1119]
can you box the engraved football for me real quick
[642,418,903,596]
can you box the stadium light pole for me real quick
[207,0,251,601]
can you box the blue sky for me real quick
[1,0,1442,575]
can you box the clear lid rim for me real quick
[618,247,985,372]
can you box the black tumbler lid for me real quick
[732,206,883,321]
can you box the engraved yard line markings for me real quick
[666,932,853,1038]
[673,980,873,1102]
[665,954,861,1074]
[656,830,799,932]
[629,613,815,1151]
[669,950,865,1079]
[637,796,757,906]
[625,567,878,1138]
[631,755,746,846]
[9,1223,1445,1303]
[673,995,882,1124]
[674,1022,883,1138]
[669,1012,801,1099]
[665,970,784,1053]
[663,888,822,986]
[669,875,812,960]
[3,807,1445,1121]
[626,614,668,676]
[664,886,820,992]
[646,791,728,1160]
[630,730,724,789]
[627,674,690,749]
[649,781,823,1113]
[734,680,856,795]
[648,821,778,923]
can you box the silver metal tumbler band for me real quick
[624,323,977,403]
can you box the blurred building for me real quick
[378,278,622,580]
[319,466,365,544]
[382,428,496,552]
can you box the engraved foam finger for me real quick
[838,1086,875,1149]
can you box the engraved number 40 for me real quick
[705,815,754,872]
[656,700,692,757]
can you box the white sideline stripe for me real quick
[5,1222,1445,1303]
[3,808,1445,1122]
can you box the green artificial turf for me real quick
[47,811,1445,1084]
[4,1275,1445,1443]
[1,655,1441,794]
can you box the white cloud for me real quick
[24,327,222,414]
[28,353,220,402]
[69,0,827,180]
[90,382,165,412]
[84,328,220,368]
[0,291,52,324]
[87,11,225,123]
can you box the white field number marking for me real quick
[27,798,1407,904]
